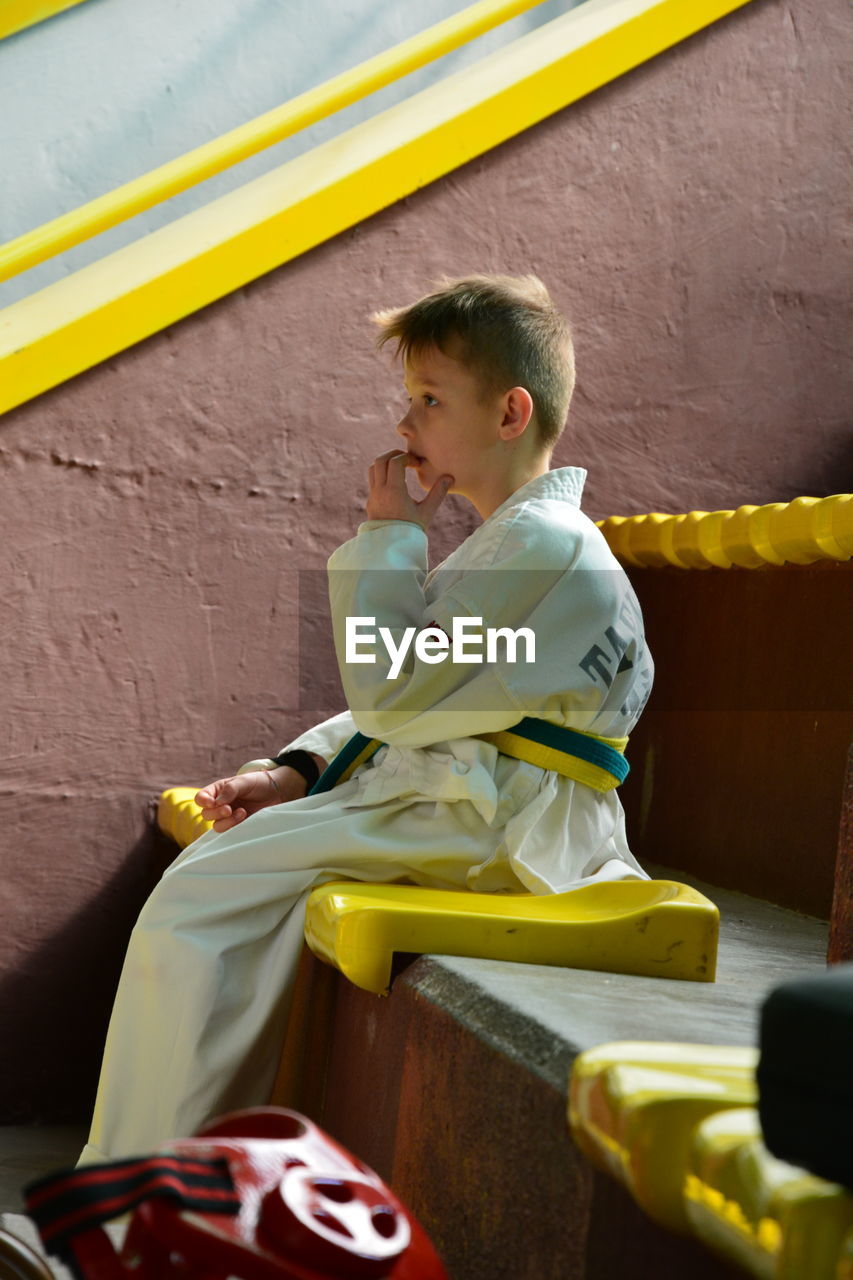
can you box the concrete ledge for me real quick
[277,870,827,1279]
[422,872,827,1089]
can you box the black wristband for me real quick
[272,749,321,791]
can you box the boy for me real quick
[80,275,653,1164]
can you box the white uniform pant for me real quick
[80,782,524,1164]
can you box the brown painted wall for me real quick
[1,0,849,1121]
[619,562,852,920]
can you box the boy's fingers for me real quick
[419,475,453,525]
[196,780,229,808]
[212,780,236,805]
[211,807,247,833]
[373,449,407,483]
[387,453,412,484]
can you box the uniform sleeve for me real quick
[326,515,573,747]
[275,709,358,761]
[238,710,357,774]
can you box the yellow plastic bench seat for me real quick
[304,878,718,994]
[686,1107,853,1280]
[569,1041,853,1278]
[157,786,214,847]
[157,787,718,992]
[569,1041,758,1233]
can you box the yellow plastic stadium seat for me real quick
[569,1042,853,1277]
[157,786,214,847]
[686,1107,853,1280]
[568,1042,758,1233]
[157,788,718,992]
[304,878,718,995]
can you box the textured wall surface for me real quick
[0,0,850,1121]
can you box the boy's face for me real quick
[396,343,505,504]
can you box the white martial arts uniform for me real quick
[81,467,653,1163]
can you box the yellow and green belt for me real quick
[308,717,629,796]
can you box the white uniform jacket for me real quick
[282,467,653,893]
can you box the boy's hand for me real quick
[195,767,307,833]
[366,450,452,529]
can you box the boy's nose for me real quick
[396,416,413,440]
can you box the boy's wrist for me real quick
[266,764,299,797]
[358,518,425,532]
[272,748,322,791]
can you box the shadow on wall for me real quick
[769,431,853,507]
[810,434,853,500]
[0,821,178,1125]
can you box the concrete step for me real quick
[275,867,828,1280]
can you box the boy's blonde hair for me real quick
[374,274,574,449]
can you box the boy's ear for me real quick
[500,387,534,439]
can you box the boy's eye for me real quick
[424,394,438,407]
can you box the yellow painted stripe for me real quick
[0,0,756,415]
[597,494,853,569]
[0,0,548,283]
[0,0,88,40]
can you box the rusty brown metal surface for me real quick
[270,943,339,1119]
[828,745,853,963]
[299,957,744,1280]
[621,562,853,919]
